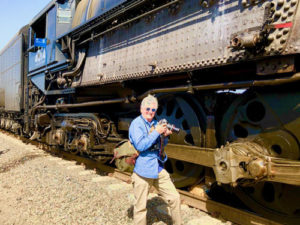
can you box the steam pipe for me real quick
[62,49,86,78]
[231,33,261,49]
[32,73,300,113]
[34,98,127,110]
[137,73,300,100]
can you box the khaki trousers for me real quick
[131,169,182,225]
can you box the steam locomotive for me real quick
[1,0,300,223]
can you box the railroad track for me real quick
[1,130,281,225]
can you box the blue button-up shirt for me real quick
[129,115,168,179]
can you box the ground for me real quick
[0,132,231,225]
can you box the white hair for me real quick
[141,94,158,108]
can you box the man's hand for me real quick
[155,124,167,134]
[163,129,172,137]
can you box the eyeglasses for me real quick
[146,107,157,112]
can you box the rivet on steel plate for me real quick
[276,33,282,39]
[275,11,282,17]
[282,14,288,20]
[242,0,247,7]
[202,1,208,8]
[280,38,286,44]
[283,29,289,35]
[277,0,284,6]
[267,36,274,41]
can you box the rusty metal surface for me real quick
[265,0,299,54]
[284,0,300,54]
[213,141,300,186]
[72,0,300,87]
[256,56,295,75]
[0,34,23,112]
[178,190,282,225]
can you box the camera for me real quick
[158,119,180,133]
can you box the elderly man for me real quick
[129,94,182,225]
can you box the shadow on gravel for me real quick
[0,149,10,155]
[127,196,173,225]
[0,154,43,173]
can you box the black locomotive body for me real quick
[1,0,300,223]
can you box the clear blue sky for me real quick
[0,0,50,50]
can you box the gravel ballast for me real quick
[0,132,232,225]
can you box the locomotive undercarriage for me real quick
[2,77,300,223]
[0,112,23,135]
[7,71,297,224]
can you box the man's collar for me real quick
[140,115,155,126]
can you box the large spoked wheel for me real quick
[235,182,300,224]
[220,90,300,224]
[156,94,205,188]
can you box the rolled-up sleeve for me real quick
[129,120,160,152]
